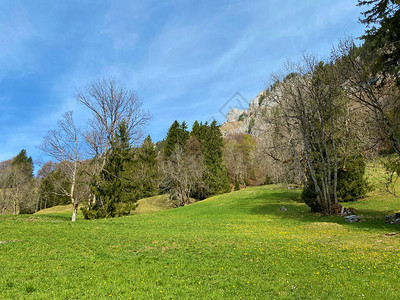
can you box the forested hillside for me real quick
[0,0,399,221]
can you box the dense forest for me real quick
[0,0,399,220]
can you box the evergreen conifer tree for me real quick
[191,120,230,197]
[11,149,34,180]
[124,135,159,199]
[83,121,134,219]
[164,121,190,157]
[191,120,201,138]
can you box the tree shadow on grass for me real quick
[249,190,400,232]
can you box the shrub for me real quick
[302,155,371,212]
[301,180,323,213]
[234,177,240,191]
[337,155,371,202]
[264,174,272,185]
[81,202,136,219]
[247,118,255,133]
[238,113,247,121]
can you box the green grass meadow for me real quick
[1,181,400,299]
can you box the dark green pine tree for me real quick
[138,135,159,197]
[358,0,400,82]
[122,135,159,200]
[164,120,190,157]
[164,120,180,157]
[7,149,35,214]
[83,121,133,219]
[7,149,34,189]
[191,120,201,138]
[191,120,230,197]
[11,149,34,179]
[205,120,231,195]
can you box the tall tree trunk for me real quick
[72,201,78,222]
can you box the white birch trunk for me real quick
[72,202,78,222]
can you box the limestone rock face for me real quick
[220,88,278,138]
[224,108,247,123]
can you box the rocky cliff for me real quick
[220,87,279,138]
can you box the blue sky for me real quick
[0,0,365,168]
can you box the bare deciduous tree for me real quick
[268,53,348,214]
[335,37,400,157]
[161,141,205,207]
[76,78,151,207]
[76,78,150,159]
[39,111,82,221]
[0,189,12,215]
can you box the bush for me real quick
[238,113,247,121]
[81,201,136,219]
[234,177,240,191]
[337,155,371,202]
[302,155,371,212]
[247,118,255,134]
[300,180,323,213]
[264,174,272,185]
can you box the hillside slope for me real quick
[1,185,399,299]
[34,194,177,218]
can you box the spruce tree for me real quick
[124,135,159,199]
[83,121,133,219]
[191,120,201,138]
[191,120,230,197]
[7,149,35,214]
[11,149,34,180]
[358,0,400,81]
[164,121,190,157]
[206,120,231,195]
[164,120,180,157]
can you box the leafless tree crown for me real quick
[76,78,151,157]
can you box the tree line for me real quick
[0,78,233,220]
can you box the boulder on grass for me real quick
[385,213,400,224]
[344,215,361,223]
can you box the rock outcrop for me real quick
[344,215,361,223]
[385,213,400,224]
[224,108,247,123]
[220,89,278,138]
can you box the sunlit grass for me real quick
[134,194,174,214]
[34,194,175,218]
[1,178,399,298]
[35,204,80,215]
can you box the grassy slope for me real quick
[34,204,79,215]
[34,194,175,218]
[134,194,175,214]
[0,184,399,299]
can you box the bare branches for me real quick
[161,142,205,207]
[268,52,347,213]
[39,111,83,221]
[335,37,400,157]
[76,78,151,159]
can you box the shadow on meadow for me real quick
[249,189,400,233]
